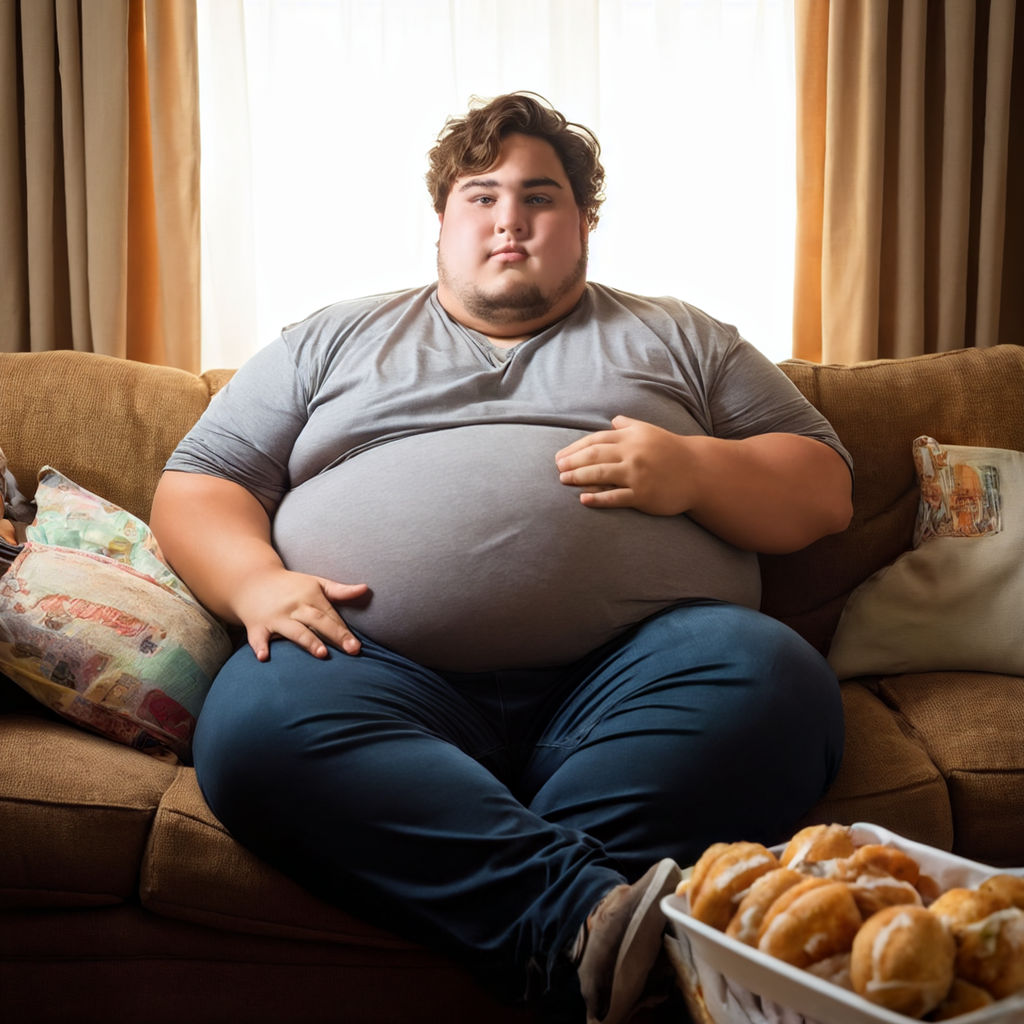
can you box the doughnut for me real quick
[778,823,855,871]
[955,906,1024,1000]
[725,867,805,945]
[688,841,779,930]
[849,904,956,1018]
[757,879,862,969]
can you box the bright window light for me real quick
[198,0,796,369]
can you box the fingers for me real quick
[242,574,369,661]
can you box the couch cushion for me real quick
[799,682,953,849]
[141,769,407,946]
[873,672,1024,867]
[764,345,1024,653]
[828,437,1024,679]
[0,350,215,524]
[0,714,176,908]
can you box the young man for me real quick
[151,92,853,1023]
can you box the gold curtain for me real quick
[794,0,1023,364]
[0,0,199,370]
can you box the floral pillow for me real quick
[0,468,232,762]
[827,437,1024,679]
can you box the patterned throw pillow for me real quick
[827,437,1024,679]
[0,468,231,762]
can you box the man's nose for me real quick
[495,199,527,235]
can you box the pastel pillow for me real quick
[0,468,231,762]
[827,436,1024,679]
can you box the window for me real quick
[198,0,796,368]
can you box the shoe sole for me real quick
[596,858,682,1024]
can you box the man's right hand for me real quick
[234,566,369,661]
[151,471,370,663]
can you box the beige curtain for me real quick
[0,0,200,370]
[794,0,1023,363]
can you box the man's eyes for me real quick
[469,195,553,206]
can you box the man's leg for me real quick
[520,601,846,874]
[191,637,624,1005]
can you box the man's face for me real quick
[436,132,589,340]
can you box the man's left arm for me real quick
[555,415,853,554]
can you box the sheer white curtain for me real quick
[197,0,796,370]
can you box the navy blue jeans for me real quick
[192,601,843,1003]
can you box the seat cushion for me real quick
[873,671,1024,866]
[0,714,176,907]
[798,682,953,849]
[141,769,407,946]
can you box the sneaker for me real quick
[575,858,682,1024]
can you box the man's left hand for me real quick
[555,415,691,516]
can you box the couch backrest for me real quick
[0,351,225,525]
[4,345,1022,654]
[764,345,1024,652]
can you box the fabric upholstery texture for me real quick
[760,346,1024,655]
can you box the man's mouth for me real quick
[490,245,528,262]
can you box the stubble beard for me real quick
[437,245,589,328]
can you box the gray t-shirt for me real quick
[168,283,851,671]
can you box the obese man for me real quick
[151,91,853,1023]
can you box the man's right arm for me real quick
[151,471,368,661]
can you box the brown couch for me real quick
[2,345,1022,1024]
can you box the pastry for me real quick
[688,841,779,930]
[725,867,804,945]
[845,871,923,918]
[927,977,994,1019]
[757,878,862,969]
[929,887,1010,937]
[979,873,1024,910]
[839,843,920,885]
[954,906,1024,1000]
[850,904,956,1018]
[778,823,855,871]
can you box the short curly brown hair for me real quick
[426,92,605,229]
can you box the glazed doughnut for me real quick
[849,904,956,1018]
[757,879,862,969]
[688,842,779,930]
[928,978,994,1020]
[929,887,1010,938]
[778,823,855,871]
[955,906,1024,1000]
[725,867,805,945]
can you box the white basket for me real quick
[661,823,1024,1024]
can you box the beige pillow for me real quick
[827,436,1023,679]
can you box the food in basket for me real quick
[953,907,1024,999]
[676,823,1024,1019]
[687,841,779,930]
[929,978,994,1019]
[849,904,956,1017]
[979,873,1024,909]
[779,822,856,869]
[724,867,805,944]
[757,877,862,969]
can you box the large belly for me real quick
[273,423,758,670]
